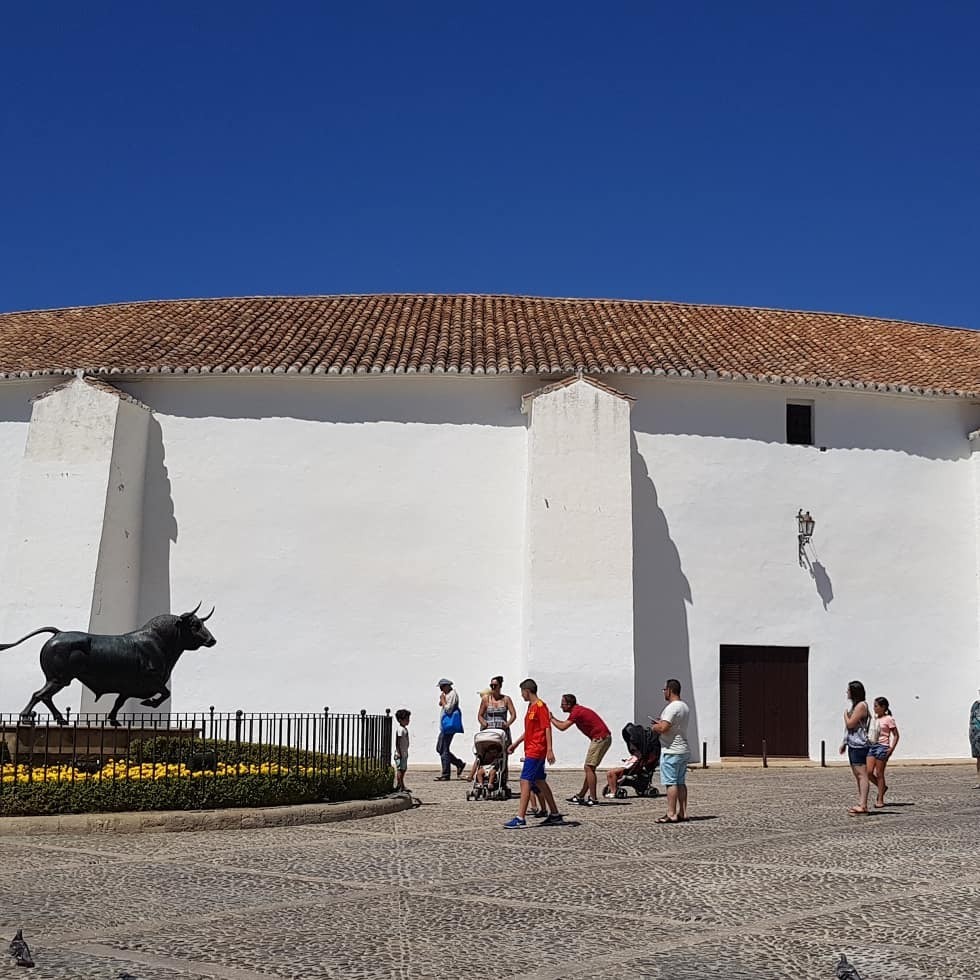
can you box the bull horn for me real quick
[189,601,202,616]
[200,606,215,622]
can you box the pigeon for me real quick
[835,954,863,980]
[8,929,34,968]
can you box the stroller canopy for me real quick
[622,723,660,761]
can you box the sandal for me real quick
[655,815,680,824]
[847,807,869,816]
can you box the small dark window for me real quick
[786,403,813,445]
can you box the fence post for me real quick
[701,740,708,769]
[762,739,768,768]
[821,740,826,767]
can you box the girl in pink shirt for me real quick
[867,696,900,807]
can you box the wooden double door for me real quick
[720,645,808,757]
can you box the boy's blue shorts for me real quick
[520,757,547,785]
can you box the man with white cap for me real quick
[435,678,466,781]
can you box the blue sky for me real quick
[2,3,978,327]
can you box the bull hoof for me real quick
[108,719,121,728]
[140,698,157,707]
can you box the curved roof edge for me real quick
[1,365,974,401]
[0,294,977,400]
[3,293,976,334]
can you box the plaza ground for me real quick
[0,764,976,979]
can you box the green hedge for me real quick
[0,768,393,817]
[0,733,393,817]
[125,735,336,769]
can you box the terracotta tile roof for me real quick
[0,294,977,398]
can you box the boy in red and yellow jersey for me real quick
[504,679,563,828]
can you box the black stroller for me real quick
[602,723,661,798]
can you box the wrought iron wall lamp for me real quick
[797,509,815,566]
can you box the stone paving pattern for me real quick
[1,765,977,979]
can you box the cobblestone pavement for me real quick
[1,765,978,979]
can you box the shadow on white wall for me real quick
[631,434,698,750]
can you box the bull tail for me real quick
[0,627,60,652]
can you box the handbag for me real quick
[440,707,464,736]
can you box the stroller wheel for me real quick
[615,788,628,799]
[646,787,660,798]
[466,791,474,801]
[601,786,611,798]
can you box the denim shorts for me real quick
[660,752,688,786]
[847,745,869,766]
[868,743,889,761]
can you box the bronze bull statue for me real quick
[0,604,216,726]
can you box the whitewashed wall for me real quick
[522,380,635,744]
[0,379,116,715]
[117,377,530,756]
[0,384,40,715]
[620,377,980,760]
[972,434,980,708]
[1,373,977,762]
[0,384,38,589]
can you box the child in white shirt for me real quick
[394,709,411,792]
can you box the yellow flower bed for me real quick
[1,761,343,784]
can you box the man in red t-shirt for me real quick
[552,694,612,806]
[504,679,562,828]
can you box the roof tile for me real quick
[0,295,977,398]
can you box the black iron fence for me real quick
[0,708,393,796]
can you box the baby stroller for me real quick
[602,723,661,799]
[465,728,512,801]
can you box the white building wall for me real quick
[972,432,980,701]
[114,377,530,754]
[1,380,149,717]
[79,396,151,714]
[522,380,634,740]
[0,383,44,596]
[1,372,977,762]
[0,383,51,716]
[621,377,980,761]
